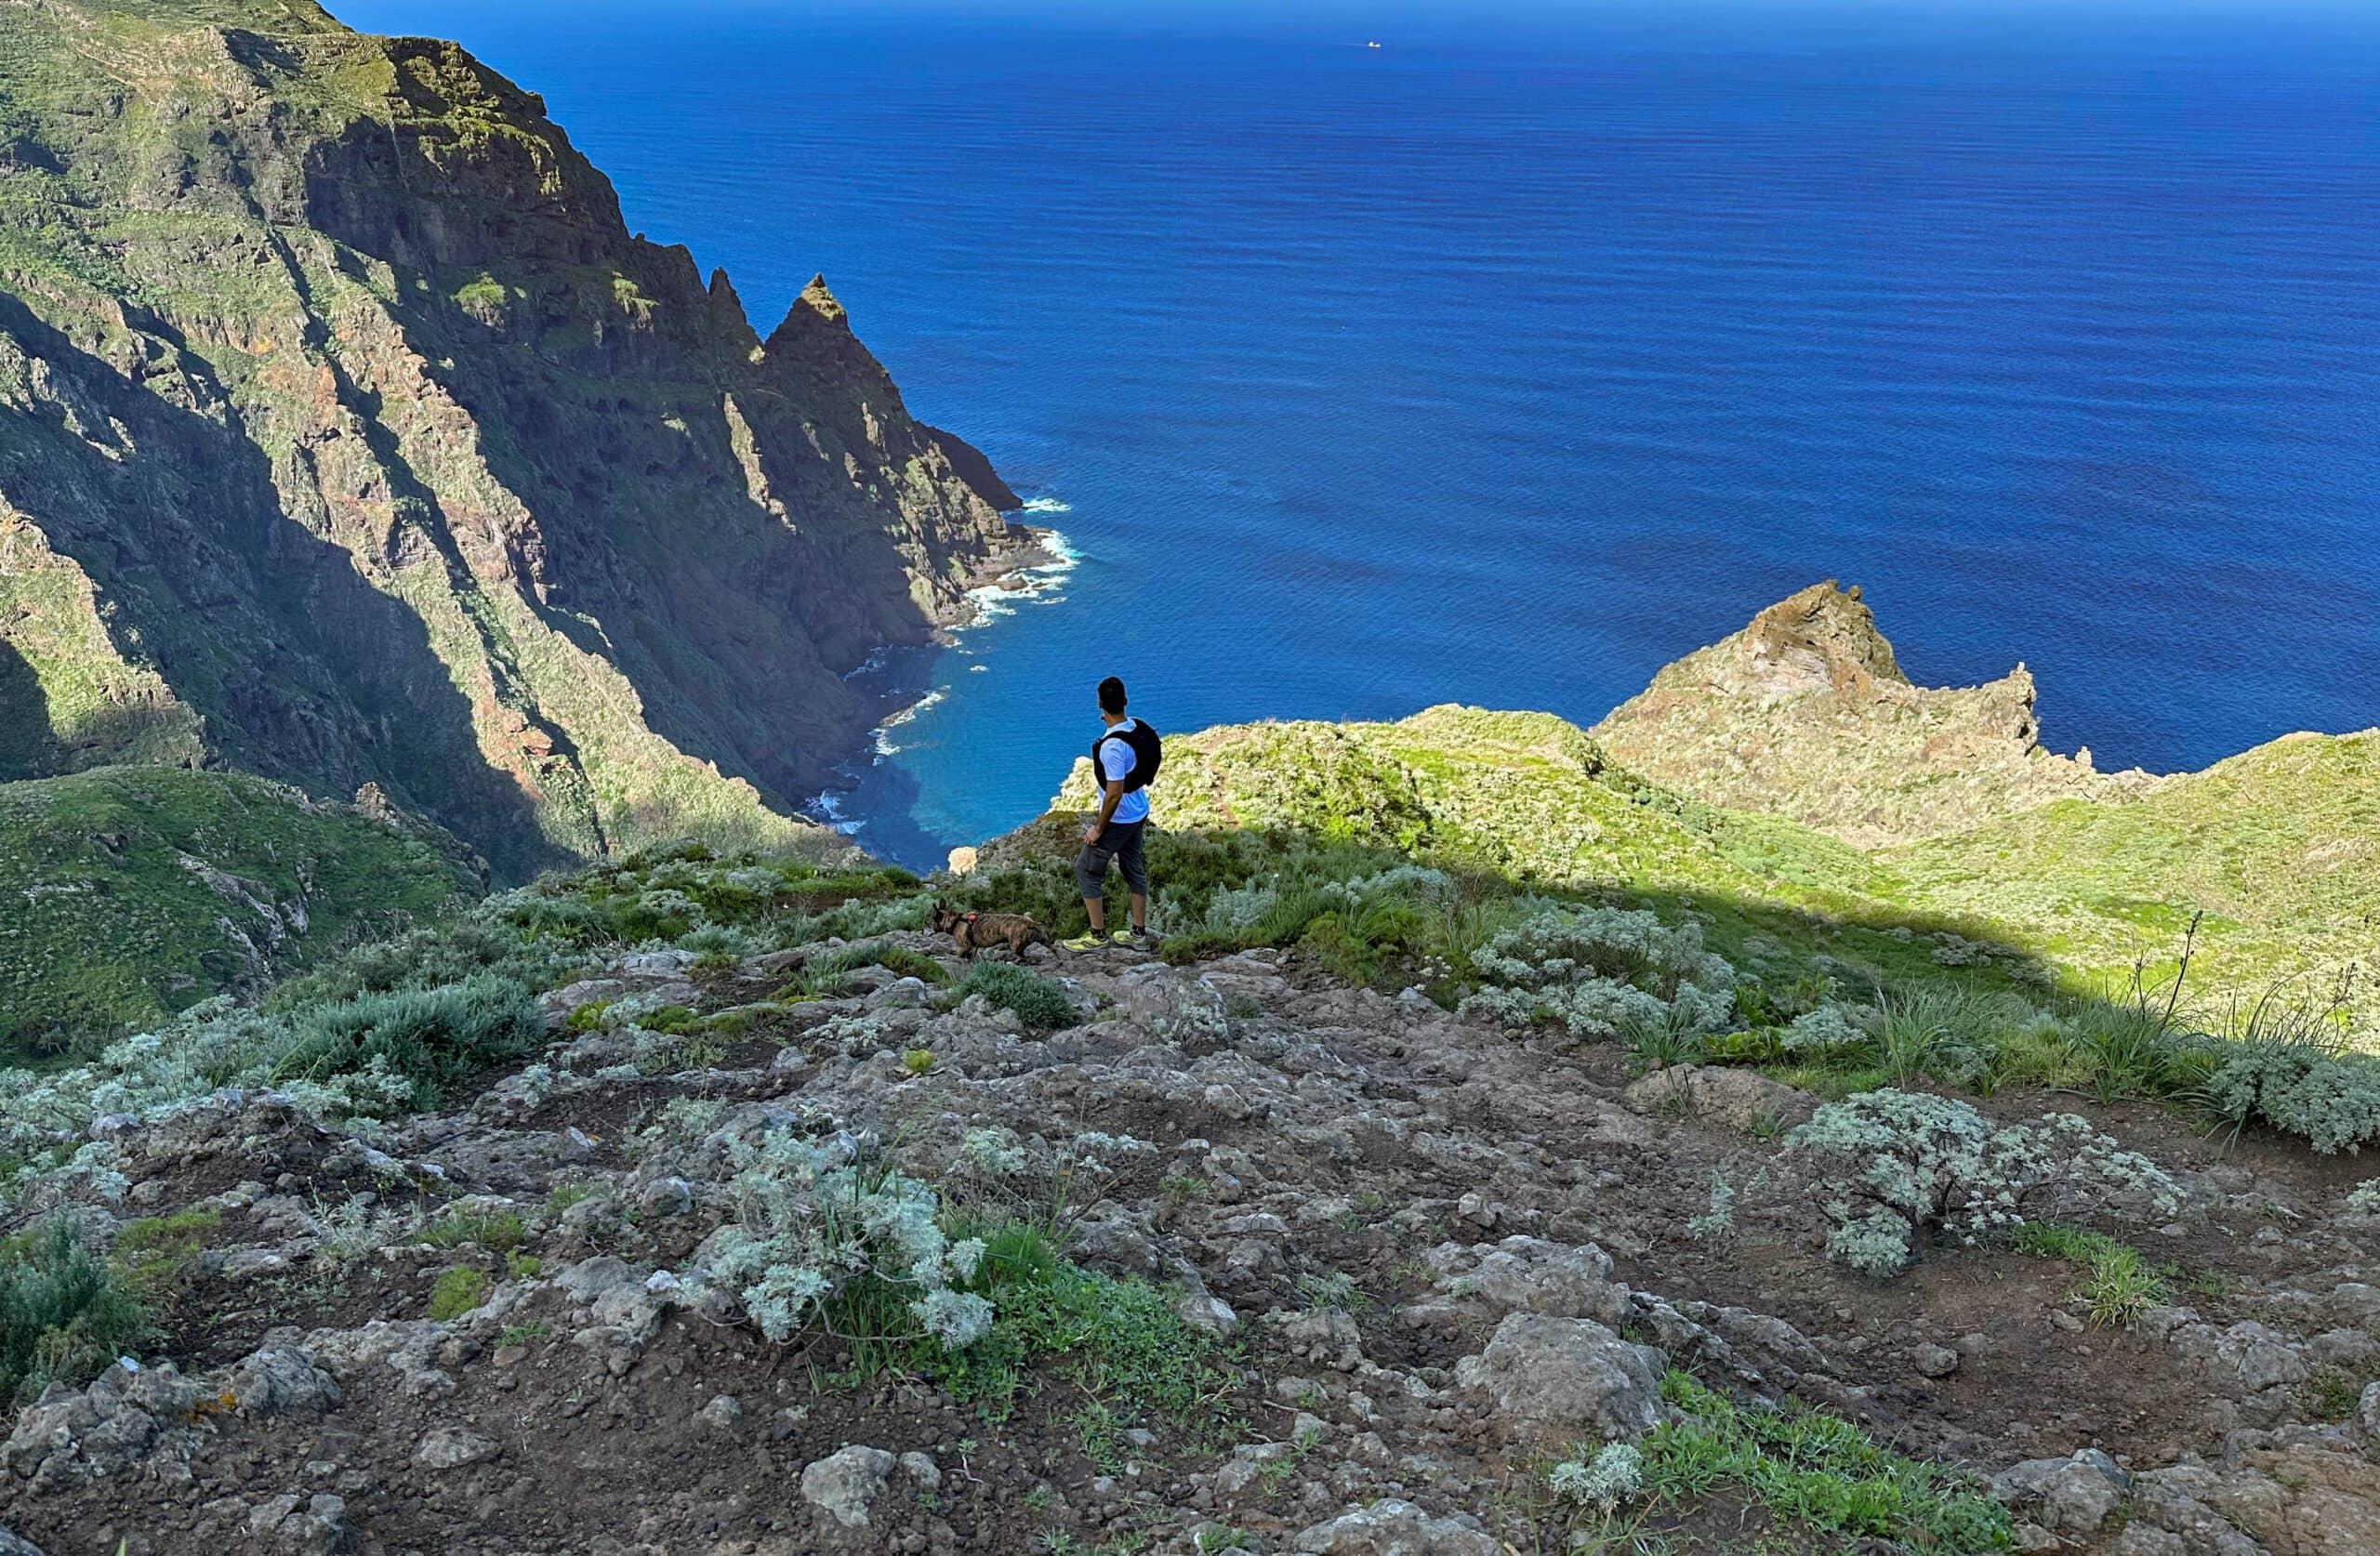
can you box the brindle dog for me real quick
[930,904,1051,961]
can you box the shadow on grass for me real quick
[953,815,2366,1134]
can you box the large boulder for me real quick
[1453,1312,1666,1446]
[1113,967,1229,1044]
[1445,1237,1632,1324]
[1620,1064,1815,1133]
[2128,1444,2380,1556]
[1,1359,200,1493]
[1293,1499,1501,1555]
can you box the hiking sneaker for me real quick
[1060,931,1106,952]
[1110,929,1146,947]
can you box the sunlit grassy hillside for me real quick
[1038,706,2377,1027]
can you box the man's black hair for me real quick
[1098,676,1128,715]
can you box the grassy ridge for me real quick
[1043,707,2377,1023]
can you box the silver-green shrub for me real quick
[1197,879,1278,932]
[1686,1171,1736,1240]
[0,982,524,1211]
[2200,1042,2380,1154]
[1549,1443,1643,1511]
[1778,1003,1868,1055]
[1461,905,1736,1040]
[703,1127,991,1350]
[1782,1089,2180,1277]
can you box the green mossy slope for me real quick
[0,766,483,1058]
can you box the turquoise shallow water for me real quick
[350,2,2380,870]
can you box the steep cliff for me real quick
[1589,582,2151,845]
[0,0,1021,878]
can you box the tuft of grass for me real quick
[1643,1372,2010,1552]
[871,946,950,985]
[2307,1369,2364,1422]
[497,1318,553,1349]
[779,939,946,999]
[2006,1223,2168,1329]
[110,1205,221,1302]
[1619,1006,1707,1075]
[1159,1173,1211,1209]
[545,1182,598,1216]
[1865,984,2010,1088]
[421,1207,526,1253]
[927,1221,1241,1468]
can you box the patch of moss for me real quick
[426,1264,491,1322]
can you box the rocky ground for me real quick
[7,931,2380,1556]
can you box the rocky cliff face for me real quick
[1590,582,2152,846]
[0,0,1019,877]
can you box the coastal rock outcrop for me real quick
[1589,581,2153,844]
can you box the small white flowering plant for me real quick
[1781,1088,2181,1277]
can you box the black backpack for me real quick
[1091,719,1163,793]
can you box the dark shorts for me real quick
[1075,820,1148,898]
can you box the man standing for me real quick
[1064,676,1159,950]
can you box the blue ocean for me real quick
[350,1,2380,872]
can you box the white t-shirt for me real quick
[1096,719,1150,825]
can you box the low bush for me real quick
[265,917,574,1013]
[1777,1003,1867,1058]
[1,1214,148,1404]
[273,976,541,1115]
[787,891,936,946]
[1461,904,1736,1040]
[2198,1036,2380,1154]
[704,1127,992,1356]
[426,1265,491,1321]
[1549,1443,1644,1514]
[1781,1088,2180,1277]
[930,1220,1241,1467]
[959,963,1076,1029]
